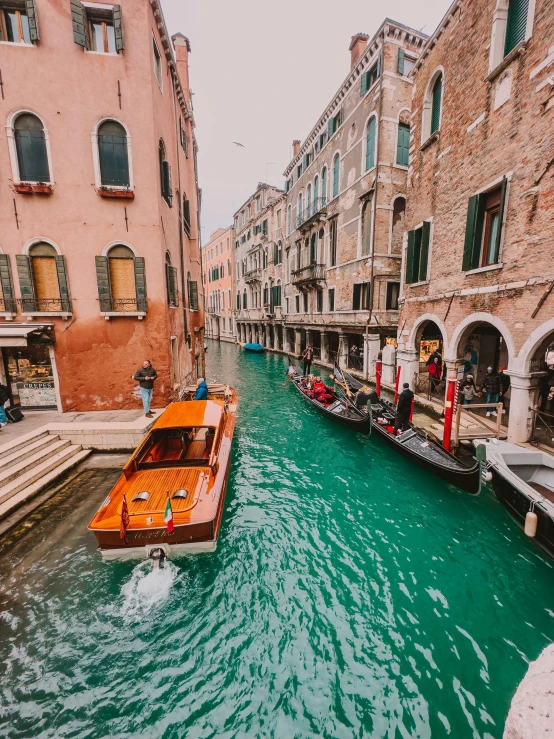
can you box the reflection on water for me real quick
[0,340,553,739]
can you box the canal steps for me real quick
[0,433,90,522]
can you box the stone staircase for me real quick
[0,431,90,522]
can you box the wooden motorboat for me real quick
[88,386,238,560]
[289,366,370,434]
[333,365,481,495]
[476,439,554,558]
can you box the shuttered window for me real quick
[462,179,507,270]
[16,244,71,313]
[332,155,340,198]
[321,168,327,205]
[362,201,372,256]
[397,48,405,75]
[0,4,32,43]
[166,262,178,307]
[14,114,49,182]
[365,118,376,171]
[396,123,410,166]
[504,0,529,55]
[405,222,431,284]
[430,75,443,134]
[109,256,136,311]
[0,255,15,313]
[360,70,370,97]
[188,278,199,310]
[98,120,129,187]
[330,217,337,266]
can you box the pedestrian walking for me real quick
[479,366,501,417]
[460,382,476,406]
[394,382,414,434]
[134,360,158,418]
[428,356,441,393]
[302,345,313,376]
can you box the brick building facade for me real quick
[0,0,203,411]
[396,0,554,443]
[202,227,235,343]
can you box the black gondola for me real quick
[333,365,481,495]
[288,366,371,434]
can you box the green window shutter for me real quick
[366,118,376,170]
[333,156,340,198]
[396,123,410,166]
[162,161,173,206]
[406,230,415,284]
[55,256,71,312]
[495,177,508,259]
[322,168,327,204]
[189,280,199,310]
[360,71,369,97]
[134,257,147,312]
[0,255,15,312]
[98,131,129,187]
[505,0,529,55]
[25,0,39,42]
[397,48,405,75]
[16,255,35,313]
[70,0,89,49]
[113,5,124,52]
[170,266,178,306]
[327,118,335,139]
[431,75,443,134]
[353,283,361,310]
[95,256,112,311]
[462,196,480,271]
[419,222,431,281]
[15,129,50,183]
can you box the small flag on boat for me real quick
[120,495,130,542]
[164,497,174,534]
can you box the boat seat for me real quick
[184,441,207,460]
[528,481,554,504]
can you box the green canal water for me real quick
[1,340,553,739]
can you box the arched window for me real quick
[307,184,312,218]
[298,193,303,224]
[332,154,340,198]
[18,242,70,313]
[365,118,376,171]
[165,251,178,307]
[106,245,139,312]
[98,120,129,187]
[391,197,406,254]
[287,204,292,235]
[310,233,317,264]
[242,289,247,309]
[321,168,327,205]
[263,282,269,306]
[430,74,443,134]
[159,138,172,205]
[14,114,50,183]
[314,176,319,210]
[362,200,372,256]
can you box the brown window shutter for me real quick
[109,258,136,311]
[33,257,61,310]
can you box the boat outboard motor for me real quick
[149,547,166,569]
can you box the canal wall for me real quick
[503,643,554,738]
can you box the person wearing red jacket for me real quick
[428,356,441,394]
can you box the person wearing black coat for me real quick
[394,383,414,434]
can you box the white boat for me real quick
[475,439,554,558]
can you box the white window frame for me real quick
[152,35,163,92]
[421,68,445,145]
[83,2,119,56]
[361,112,378,174]
[488,0,536,73]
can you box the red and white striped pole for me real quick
[409,396,415,422]
[394,365,401,404]
[443,376,458,452]
[376,360,382,397]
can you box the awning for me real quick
[0,324,54,347]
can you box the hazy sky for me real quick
[161,0,452,245]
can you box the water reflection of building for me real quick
[0,1,203,411]
[396,0,554,445]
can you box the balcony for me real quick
[19,297,72,317]
[292,263,326,289]
[99,297,148,320]
[296,197,327,231]
[244,268,262,284]
[0,298,17,315]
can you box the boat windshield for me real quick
[137,427,216,468]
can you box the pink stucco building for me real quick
[0,0,203,411]
[202,227,235,343]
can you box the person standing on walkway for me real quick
[0,382,9,428]
[394,383,414,435]
[134,360,157,418]
[480,366,501,417]
[428,356,441,394]
[499,366,510,415]
[302,345,313,376]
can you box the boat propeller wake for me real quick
[119,558,178,620]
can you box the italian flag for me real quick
[164,498,174,534]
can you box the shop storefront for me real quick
[0,325,58,410]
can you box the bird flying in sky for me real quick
[233,141,245,147]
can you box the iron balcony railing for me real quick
[296,197,327,228]
[292,264,326,284]
[99,298,147,313]
[18,297,72,313]
[244,267,262,283]
[0,298,17,313]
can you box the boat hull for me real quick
[290,376,370,434]
[491,470,554,559]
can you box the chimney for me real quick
[292,140,301,157]
[172,33,192,98]
[349,33,369,68]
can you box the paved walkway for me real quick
[0,408,159,445]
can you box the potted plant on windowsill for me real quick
[14,182,53,195]
[97,187,135,200]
